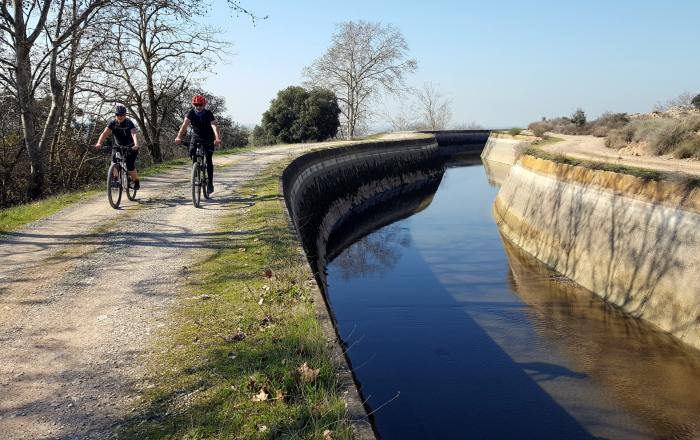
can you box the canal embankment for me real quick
[494,154,700,350]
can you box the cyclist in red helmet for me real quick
[175,95,221,193]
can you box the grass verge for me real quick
[116,159,353,439]
[529,136,565,148]
[0,190,102,237]
[522,147,700,184]
[0,148,255,237]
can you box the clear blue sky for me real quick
[201,0,700,129]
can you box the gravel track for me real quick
[0,143,322,440]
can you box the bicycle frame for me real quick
[181,137,214,207]
[104,144,137,209]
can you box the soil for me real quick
[0,140,367,440]
[536,133,700,176]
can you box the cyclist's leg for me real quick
[111,149,120,180]
[126,150,140,189]
[205,148,214,192]
[189,144,198,163]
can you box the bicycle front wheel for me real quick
[125,169,137,201]
[202,162,210,199]
[108,163,122,209]
[191,162,201,207]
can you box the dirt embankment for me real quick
[536,133,700,177]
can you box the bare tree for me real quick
[88,0,233,163]
[302,20,417,139]
[0,0,109,194]
[653,91,696,112]
[415,82,452,130]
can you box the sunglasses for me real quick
[194,104,204,107]
[115,113,126,117]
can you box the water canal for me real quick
[324,157,700,440]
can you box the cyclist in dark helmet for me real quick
[95,105,141,190]
[175,95,221,193]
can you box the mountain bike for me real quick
[180,137,213,207]
[101,144,137,209]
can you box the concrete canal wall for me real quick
[494,155,700,350]
[419,129,491,155]
[280,134,446,440]
[480,133,537,165]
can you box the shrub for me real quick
[508,127,522,136]
[692,94,700,110]
[673,137,700,159]
[645,119,691,156]
[531,125,546,137]
[570,108,587,127]
[605,123,637,149]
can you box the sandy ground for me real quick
[0,138,386,440]
[537,133,700,176]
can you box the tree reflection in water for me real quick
[331,223,411,281]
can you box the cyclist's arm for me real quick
[175,118,190,144]
[211,120,221,146]
[95,127,112,148]
[131,128,139,150]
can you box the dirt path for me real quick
[537,133,700,176]
[0,141,358,440]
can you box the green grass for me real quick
[0,190,102,237]
[116,159,353,439]
[529,136,565,148]
[0,148,256,237]
[524,147,666,181]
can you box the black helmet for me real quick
[114,105,127,115]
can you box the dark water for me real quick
[325,160,700,440]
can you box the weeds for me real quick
[115,160,353,439]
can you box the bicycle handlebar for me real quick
[178,138,214,148]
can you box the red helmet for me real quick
[192,95,206,105]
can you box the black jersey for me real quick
[186,109,216,141]
[107,119,136,146]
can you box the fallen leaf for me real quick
[258,297,264,305]
[295,362,320,383]
[251,389,268,402]
[324,429,333,439]
[254,251,261,255]
[254,238,259,242]
[263,270,273,279]
[239,248,247,252]
[276,389,286,402]
[257,424,268,432]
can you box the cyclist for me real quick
[95,105,141,190]
[175,95,221,193]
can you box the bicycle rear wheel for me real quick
[108,163,122,209]
[202,162,210,199]
[191,162,201,207]
[125,169,137,201]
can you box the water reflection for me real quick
[502,233,700,439]
[325,162,700,439]
[482,158,512,187]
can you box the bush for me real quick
[692,94,700,110]
[673,137,700,159]
[508,127,522,136]
[261,86,341,144]
[646,120,691,156]
[570,108,587,127]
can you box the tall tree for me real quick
[416,82,452,130]
[92,0,232,163]
[302,20,417,139]
[0,0,108,194]
[260,86,340,144]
